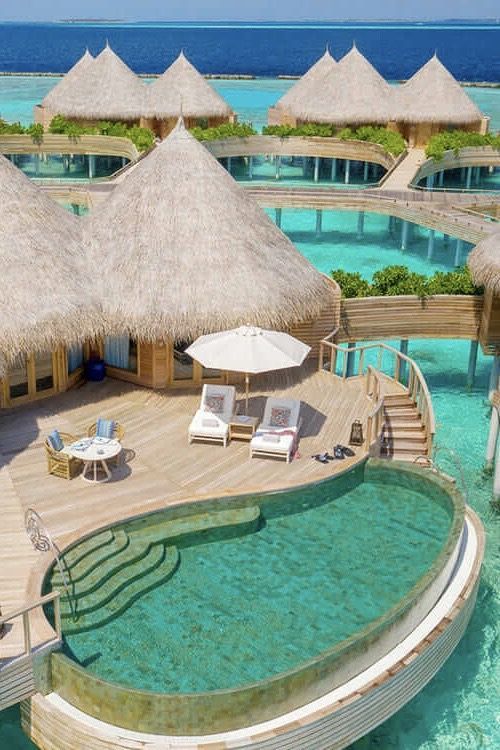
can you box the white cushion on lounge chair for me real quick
[250,398,301,463]
[189,384,236,447]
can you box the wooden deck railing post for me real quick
[53,596,62,641]
[22,611,31,655]
[318,342,324,372]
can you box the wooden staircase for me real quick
[380,392,430,463]
[0,656,35,710]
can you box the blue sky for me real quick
[0,1,499,22]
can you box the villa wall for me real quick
[479,288,500,353]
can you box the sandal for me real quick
[312,453,329,464]
[333,445,345,460]
[340,445,355,457]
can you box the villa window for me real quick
[173,340,194,381]
[9,356,29,400]
[8,351,55,402]
[104,336,138,373]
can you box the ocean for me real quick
[0,21,498,80]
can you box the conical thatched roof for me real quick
[395,54,483,124]
[288,44,393,125]
[468,230,500,294]
[42,44,146,121]
[84,120,330,342]
[275,49,336,111]
[144,51,233,120]
[42,49,95,113]
[0,154,99,365]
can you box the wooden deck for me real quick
[0,367,403,659]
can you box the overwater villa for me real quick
[142,51,236,137]
[35,47,235,137]
[269,46,489,143]
[0,48,497,750]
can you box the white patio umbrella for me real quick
[186,326,311,413]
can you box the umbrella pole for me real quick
[245,373,250,415]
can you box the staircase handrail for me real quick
[366,365,385,451]
[319,338,435,455]
[0,591,61,655]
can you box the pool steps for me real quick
[51,506,261,634]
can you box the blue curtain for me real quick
[67,344,84,374]
[104,336,130,370]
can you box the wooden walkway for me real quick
[379,148,427,192]
[0,368,400,659]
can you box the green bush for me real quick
[0,119,26,134]
[426,130,500,161]
[47,115,154,151]
[262,123,406,156]
[190,121,257,141]
[331,265,481,298]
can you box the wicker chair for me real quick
[44,432,83,480]
[87,420,125,466]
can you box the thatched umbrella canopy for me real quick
[41,49,95,115]
[288,44,393,125]
[468,230,500,294]
[0,154,100,366]
[274,48,336,112]
[84,119,330,342]
[395,54,483,124]
[144,51,233,120]
[42,43,146,121]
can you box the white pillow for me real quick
[201,417,219,428]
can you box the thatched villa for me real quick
[468,230,500,353]
[142,51,235,138]
[268,48,336,126]
[82,119,335,389]
[268,48,487,146]
[268,45,393,128]
[0,154,99,408]
[34,44,146,129]
[392,55,489,147]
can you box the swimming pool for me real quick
[45,460,464,735]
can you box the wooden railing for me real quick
[0,134,139,161]
[0,591,61,656]
[365,366,385,451]
[319,333,436,455]
[413,147,500,187]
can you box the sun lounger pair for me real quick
[188,384,301,462]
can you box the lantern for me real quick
[349,419,364,446]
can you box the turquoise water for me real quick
[0,76,499,132]
[4,153,127,181]
[266,208,474,276]
[225,155,385,187]
[417,166,500,194]
[62,472,453,693]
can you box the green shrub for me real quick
[47,115,154,151]
[263,123,405,156]
[127,125,155,152]
[25,123,44,142]
[0,119,26,134]
[190,122,257,141]
[329,269,371,298]
[331,264,481,298]
[426,130,500,161]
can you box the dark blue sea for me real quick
[0,21,498,80]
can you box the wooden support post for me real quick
[313,156,320,183]
[401,220,409,251]
[485,406,499,471]
[489,355,500,399]
[344,159,351,185]
[315,209,323,237]
[88,154,96,180]
[275,208,282,229]
[426,173,435,189]
[466,166,472,190]
[363,161,369,181]
[475,166,481,185]
[34,153,40,176]
[357,211,365,239]
[466,340,479,389]
[248,155,253,180]
[302,156,308,177]
[346,342,356,378]
[454,239,464,267]
[438,170,444,187]
[227,156,232,174]
[331,157,337,181]
[275,155,281,180]
[399,339,408,382]
[427,229,435,260]
[443,233,450,249]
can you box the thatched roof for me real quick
[468,230,500,293]
[288,44,393,125]
[144,51,233,120]
[84,119,330,342]
[0,154,99,365]
[42,49,95,114]
[395,54,483,124]
[274,49,336,111]
[42,44,146,121]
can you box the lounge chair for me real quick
[188,384,236,447]
[45,430,83,480]
[250,398,302,463]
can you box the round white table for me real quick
[68,438,122,484]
